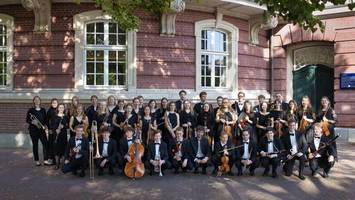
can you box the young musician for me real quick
[235,129,258,176]
[179,100,196,139]
[148,99,158,119]
[193,91,213,117]
[164,102,180,152]
[156,97,168,132]
[259,127,284,178]
[46,98,59,165]
[96,126,117,176]
[238,101,256,142]
[232,91,246,116]
[285,100,299,125]
[137,95,145,110]
[275,93,289,111]
[270,100,287,138]
[146,130,171,175]
[170,127,193,173]
[190,126,210,174]
[297,95,315,134]
[26,96,49,166]
[253,95,265,113]
[212,133,235,176]
[197,103,215,145]
[69,104,89,137]
[49,103,69,169]
[307,123,336,178]
[281,119,308,180]
[85,95,99,135]
[121,103,139,130]
[175,90,187,113]
[112,100,126,142]
[214,96,223,114]
[215,98,237,142]
[107,95,118,127]
[63,124,89,177]
[132,97,143,117]
[141,105,157,145]
[256,101,271,141]
[67,96,80,119]
[118,127,136,171]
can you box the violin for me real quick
[217,146,230,176]
[124,124,145,179]
[298,110,309,134]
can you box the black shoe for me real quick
[298,175,305,180]
[263,169,269,176]
[202,169,207,175]
[98,170,103,176]
[109,168,114,175]
[250,171,255,176]
[149,171,153,176]
[272,171,278,178]
[182,168,187,173]
[237,171,243,176]
[72,170,77,176]
[174,169,179,174]
[227,171,234,176]
[323,171,329,178]
[79,170,85,177]
[311,170,316,176]
[194,168,199,174]
[212,168,217,175]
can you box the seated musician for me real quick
[118,127,136,172]
[259,127,284,178]
[281,119,307,180]
[190,126,210,174]
[308,123,335,178]
[212,132,235,176]
[63,124,89,177]
[170,127,193,174]
[146,130,171,176]
[235,128,258,176]
[96,126,117,176]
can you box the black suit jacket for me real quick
[175,100,184,113]
[170,139,191,160]
[259,137,284,153]
[193,102,213,117]
[232,101,244,116]
[235,140,257,162]
[308,136,335,157]
[213,139,235,160]
[99,139,117,163]
[147,141,169,163]
[65,136,89,160]
[281,131,307,154]
[119,137,135,158]
[190,137,210,159]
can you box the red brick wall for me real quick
[272,16,355,127]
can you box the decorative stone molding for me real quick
[249,13,278,45]
[21,0,51,32]
[160,0,186,36]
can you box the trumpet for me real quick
[29,113,46,130]
[154,153,163,176]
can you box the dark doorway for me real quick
[293,64,334,112]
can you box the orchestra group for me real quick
[26,90,338,180]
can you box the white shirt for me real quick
[127,137,133,148]
[102,139,109,157]
[289,132,298,154]
[74,138,82,159]
[314,137,321,158]
[154,142,160,160]
[267,140,274,153]
[196,140,204,158]
[242,140,250,159]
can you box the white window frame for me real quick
[74,10,136,91]
[195,19,238,93]
[0,13,14,90]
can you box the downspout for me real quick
[269,29,274,100]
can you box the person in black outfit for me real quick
[170,127,193,173]
[197,103,215,146]
[307,123,336,178]
[85,95,99,138]
[232,91,246,116]
[275,93,289,112]
[175,90,187,113]
[281,119,308,180]
[253,95,265,113]
[46,98,59,165]
[118,127,136,171]
[96,126,117,176]
[179,100,196,139]
[259,127,284,178]
[193,91,213,118]
[190,126,210,174]
[212,133,235,176]
[164,102,180,153]
[235,129,259,176]
[63,124,89,177]
[26,96,49,166]
[146,130,171,175]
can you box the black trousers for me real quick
[260,156,280,173]
[192,157,208,171]
[235,158,259,173]
[29,128,48,161]
[172,159,193,171]
[96,157,115,172]
[47,133,56,160]
[284,155,305,176]
[65,155,88,173]
[212,155,235,171]
[309,156,335,174]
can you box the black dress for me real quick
[141,116,155,145]
[111,110,125,142]
[70,116,84,137]
[50,115,68,157]
[179,110,197,138]
[197,111,215,139]
[256,112,270,141]
[164,112,178,152]
[316,107,337,158]
[216,111,234,142]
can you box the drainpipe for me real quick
[269,29,274,100]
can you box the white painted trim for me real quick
[73,10,136,91]
[285,42,334,101]
[195,19,238,94]
[0,13,14,91]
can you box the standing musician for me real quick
[112,100,126,142]
[238,101,257,143]
[63,124,89,177]
[179,100,196,139]
[232,91,246,116]
[164,102,180,153]
[175,90,187,113]
[275,93,289,111]
[97,126,117,176]
[140,105,157,145]
[96,101,110,130]
[121,103,139,130]
[214,96,223,114]
[146,130,171,176]
[118,127,136,172]
[193,91,213,118]
[270,100,287,138]
[196,103,215,148]
[235,129,258,176]
[49,103,69,169]
[46,98,59,165]
[170,127,193,174]
[212,132,235,176]
[67,96,80,120]
[69,104,89,138]
[137,95,145,111]
[85,95,99,134]
[285,100,299,125]
[132,97,143,117]
[190,126,210,174]
[256,101,271,141]
[148,99,158,119]
[253,95,265,113]
[106,95,118,127]
[26,96,49,166]
[297,95,315,134]
[307,123,336,178]
[281,119,307,180]
[259,127,284,178]
[156,97,168,132]
[316,96,338,159]
[215,98,237,143]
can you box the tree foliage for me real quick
[255,0,355,32]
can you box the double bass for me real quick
[124,124,145,179]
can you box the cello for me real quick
[124,124,145,179]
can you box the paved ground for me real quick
[1,141,355,200]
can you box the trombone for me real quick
[89,120,101,180]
